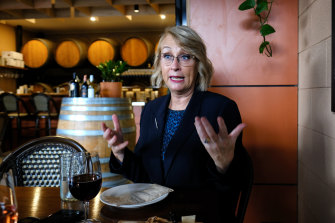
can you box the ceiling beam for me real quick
[62,0,74,7]
[16,0,34,8]
[146,0,160,14]
[106,0,126,15]
[76,7,91,16]
[112,5,126,15]
[2,10,23,18]
[37,8,55,18]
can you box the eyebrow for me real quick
[161,46,171,51]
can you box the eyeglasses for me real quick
[160,53,196,67]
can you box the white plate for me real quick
[100,183,172,209]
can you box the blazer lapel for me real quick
[149,94,170,184]
[163,90,205,178]
[153,94,171,138]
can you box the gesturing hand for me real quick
[101,114,128,162]
[194,116,246,174]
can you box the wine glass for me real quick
[68,152,102,223]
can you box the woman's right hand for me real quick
[101,114,128,162]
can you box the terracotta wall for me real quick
[189,0,298,222]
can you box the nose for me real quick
[170,56,181,69]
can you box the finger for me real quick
[200,117,217,140]
[112,114,121,132]
[103,127,112,140]
[101,122,108,132]
[109,134,118,145]
[194,116,207,140]
[217,116,228,138]
[111,141,129,152]
[230,123,247,141]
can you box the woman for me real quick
[102,26,248,221]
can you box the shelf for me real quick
[123,69,153,76]
[0,65,27,70]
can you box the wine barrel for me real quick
[55,39,87,68]
[56,97,135,187]
[88,38,120,67]
[121,37,154,67]
[21,38,55,68]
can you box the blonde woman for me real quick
[102,26,248,222]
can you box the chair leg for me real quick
[46,118,51,136]
[17,118,21,140]
[35,118,40,137]
[8,119,13,149]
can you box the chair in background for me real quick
[0,136,87,187]
[30,93,59,136]
[235,151,254,223]
[0,112,9,155]
[0,92,33,141]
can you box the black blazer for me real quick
[109,90,249,219]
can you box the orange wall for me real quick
[0,23,16,54]
[189,0,298,222]
[0,24,34,92]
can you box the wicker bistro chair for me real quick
[0,136,87,187]
[30,93,59,136]
[0,92,33,140]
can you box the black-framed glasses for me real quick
[160,53,196,67]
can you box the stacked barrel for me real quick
[21,36,155,69]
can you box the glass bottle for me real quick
[69,72,80,97]
[81,74,88,97]
[88,74,95,98]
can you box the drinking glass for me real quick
[68,152,102,223]
[0,170,18,223]
[60,153,77,201]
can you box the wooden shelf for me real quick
[0,65,27,70]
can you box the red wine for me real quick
[69,173,102,201]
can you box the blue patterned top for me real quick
[161,109,185,160]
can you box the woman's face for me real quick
[160,34,197,96]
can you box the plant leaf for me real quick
[255,1,268,15]
[260,24,276,36]
[238,0,256,10]
[259,41,269,53]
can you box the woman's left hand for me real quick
[194,116,246,174]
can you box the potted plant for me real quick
[96,60,129,97]
[238,0,276,57]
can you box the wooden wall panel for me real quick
[0,24,16,54]
[189,0,298,86]
[209,87,297,184]
[245,185,297,223]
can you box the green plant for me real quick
[96,60,129,82]
[238,0,275,57]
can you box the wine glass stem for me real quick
[83,201,89,221]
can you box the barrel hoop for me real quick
[60,106,132,112]
[62,97,131,105]
[58,114,133,121]
[56,126,136,136]
[100,157,110,164]
[101,172,120,178]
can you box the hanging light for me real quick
[134,4,139,13]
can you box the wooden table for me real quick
[16,186,223,223]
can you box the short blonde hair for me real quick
[151,26,213,91]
